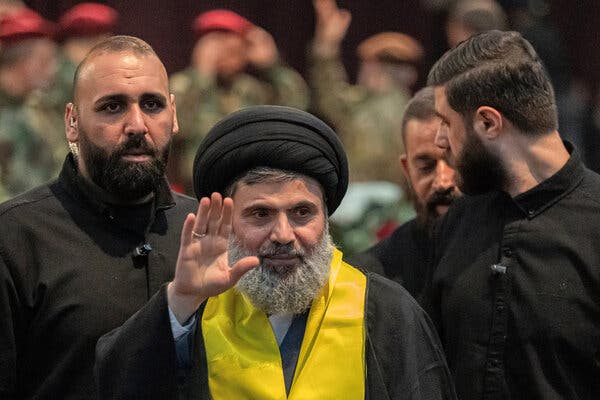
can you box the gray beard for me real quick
[228,226,334,316]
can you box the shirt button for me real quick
[528,209,535,217]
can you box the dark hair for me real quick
[72,35,159,101]
[400,86,436,144]
[427,30,557,135]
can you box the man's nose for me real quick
[124,105,148,136]
[435,125,449,149]
[432,160,455,192]
[270,213,295,245]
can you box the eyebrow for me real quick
[241,199,319,213]
[94,92,167,106]
[434,111,448,122]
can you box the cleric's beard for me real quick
[229,226,334,316]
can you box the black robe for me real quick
[349,218,433,300]
[96,271,457,400]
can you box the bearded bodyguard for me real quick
[0,36,197,399]
[95,105,457,399]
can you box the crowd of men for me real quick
[1,1,599,400]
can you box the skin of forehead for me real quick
[74,50,169,102]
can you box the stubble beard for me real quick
[229,225,335,316]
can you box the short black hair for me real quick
[428,30,557,135]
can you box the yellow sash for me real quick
[202,248,366,399]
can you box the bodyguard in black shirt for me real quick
[425,30,600,400]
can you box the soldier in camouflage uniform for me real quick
[44,3,118,118]
[169,9,309,194]
[308,0,424,186]
[0,8,64,200]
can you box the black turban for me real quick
[192,105,348,215]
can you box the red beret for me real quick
[59,3,118,38]
[0,8,56,45]
[192,9,253,39]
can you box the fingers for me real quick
[206,192,222,235]
[193,193,234,239]
[219,197,234,237]
[192,196,211,237]
[180,213,196,247]
[229,256,260,284]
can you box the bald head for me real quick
[72,35,166,103]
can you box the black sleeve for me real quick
[364,273,457,400]
[0,255,19,400]
[95,284,179,400]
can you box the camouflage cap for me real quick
[357,32,424,64]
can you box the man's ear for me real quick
[171,94,179,135]
[399,153,409,180]
[473,106,503,140]
[65,103,78,143]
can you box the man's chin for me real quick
[262,258,301,277]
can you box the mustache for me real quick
[258,242,305,258]
[427,187,458,209]
[114,135,156,157]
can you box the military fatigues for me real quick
[0,88,65,201]
[307,51,410,185]
[169,64,309,194]
[43,53,77,116]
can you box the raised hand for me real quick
[167,192,259,323]
[192,32,224,77]
[313,0,352,56]
[246,26,279,69]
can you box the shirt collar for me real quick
[512,141,584,219]
[59,153,176,216]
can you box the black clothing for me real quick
[350,218,433,298]
[96,273,457,400]
[192,105,348,214]
[424,147,600,400]
[0,155,197,400]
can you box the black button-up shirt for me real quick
[424,145,600,400]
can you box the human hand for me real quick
[313,0,352,55]
[167,193,259,323]
[246,26,279,69]
[192,32,224,77]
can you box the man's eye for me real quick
[294,207,313,219]
[143,100,163,112]
[252,209,270,218]
[418,162,436,173]
[102,103,122,113]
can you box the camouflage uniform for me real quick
[43,53,77,116]
[307,51,410,185]
[169,64,309,194]
[0,88,65,200]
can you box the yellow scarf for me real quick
[202,248,366,399]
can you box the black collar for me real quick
[512,142,584,219]
[58,153,176,218]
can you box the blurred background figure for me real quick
[350,87,460,297]
[46,2,118,115]
[501,0,589,165]
[0,7,62,201]
[309,0,424,255]
[309,0,423,186]
[445,0,508,47]
[169,9,309,194]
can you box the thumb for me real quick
[229,256,260,284]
